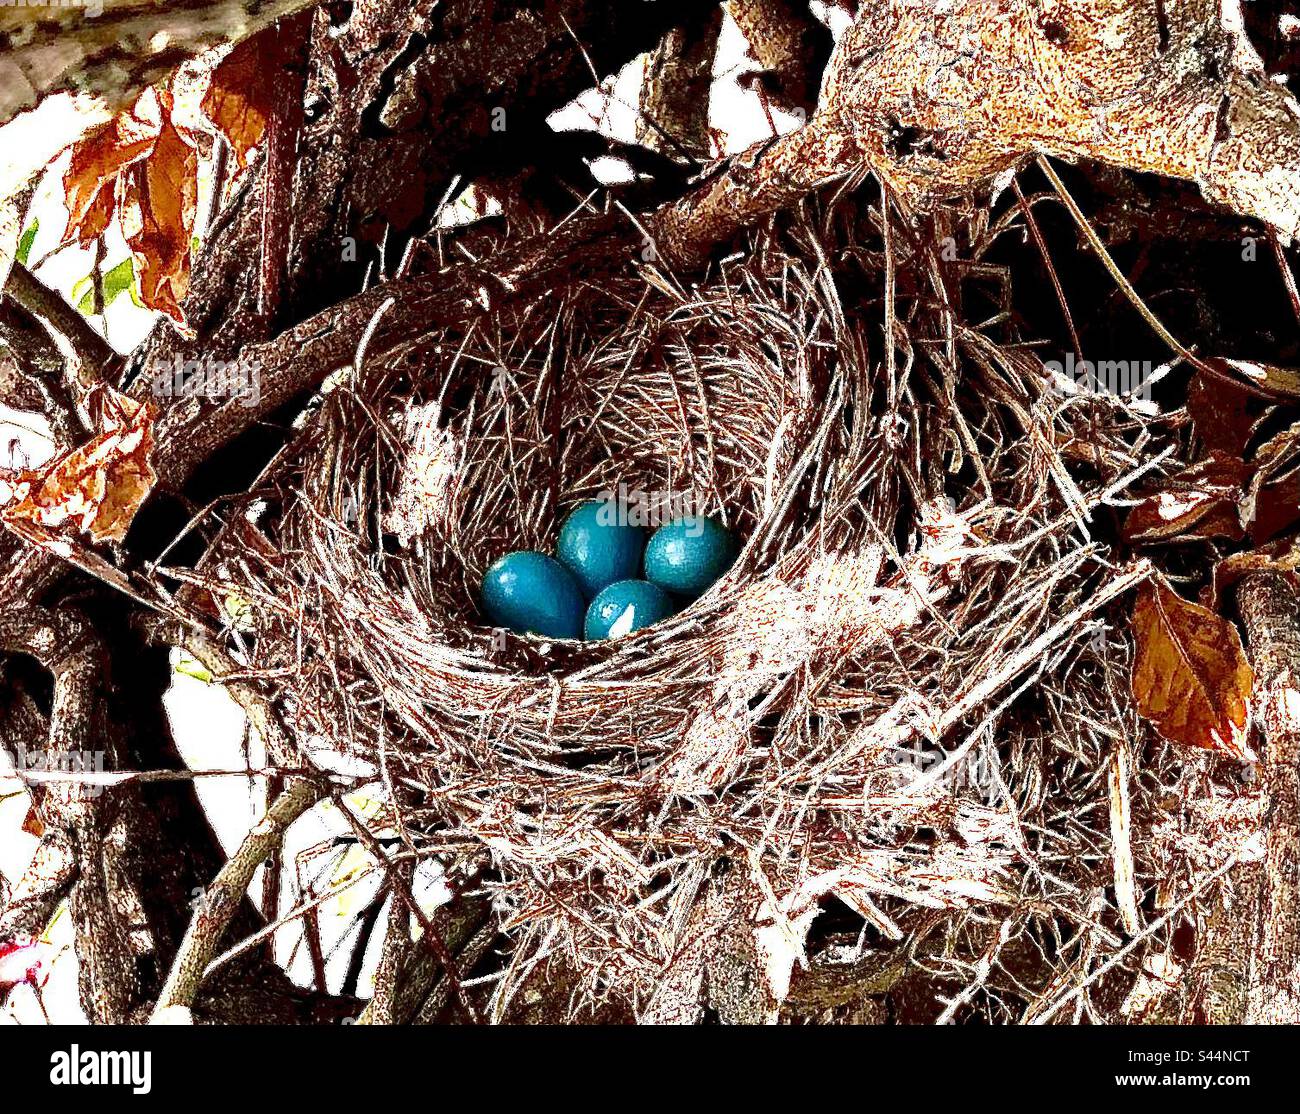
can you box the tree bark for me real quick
[1237,570,1300,1023]
[0,0,321,127]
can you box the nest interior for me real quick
[223,195,1259,1022]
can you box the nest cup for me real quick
[291,237,876,752]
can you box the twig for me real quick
[1037,156,1269,398]
[150,776,326,1017]
[1031,852,1246,1024]
[0,299,88,443]
[0,833,76,942]
[636,10,723,160]
[1012,178,1084,363]
[726,0,834,115]
[332,797,481,1024]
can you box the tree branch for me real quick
[727,0,833,114]
[150,776,326,1018]
[0,833,77,943]
[0,299,86,445]
[4,262,121,388]
[355,894,492,1024]
[636,8,724,160]
[1237,569,1300,1023]
[0,0,322,127]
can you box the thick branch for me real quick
[355,895,492,1024]
[823,0,1300,237]
[649,117,860,269]
[366,862,415,1025]
[15,611,141,1023]
[1237,570,1300,1023]
[636,9,724,160]
[2,603,320,1022]
[727,0,833,113]
[0,0,321,127]
[0,299,85,444]
[4,262,121,387]
[150,210,631,487]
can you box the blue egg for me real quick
[644,516,738,598]
[556,499,647,598]
[584,579,675,640]
[481,551,584,639]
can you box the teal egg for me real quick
[480,551,584,639]
[644,516,738,598]
[556,499,647,598]
[584,579,675,640]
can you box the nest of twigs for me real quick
[222,195,1259,1022]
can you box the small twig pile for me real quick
[218,196,1259,1021]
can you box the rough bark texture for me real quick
[727,0,834,113]
[1237,570,1300,1023]
[822,0,1300,236]
[0,0,320,126]
[637,10,724,159]
[0,605,350,1022]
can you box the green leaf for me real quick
[16,220,37,266]
[173,654,213,684]
[76,256,136,314]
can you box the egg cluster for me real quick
[480,501,738,641]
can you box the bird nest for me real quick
[220,198,1257,1022]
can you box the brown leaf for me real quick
[120,93,199,323]
[202,34,275,169]
[21,804,44,839]
[1187,371,1267,458]
[1123,452,1249,543]
[1131,575,1253,759]
[1200,357,1300,402]
[1248,467,1300,544]
[62,92,162,246]
[59,88,200,324]
[0,384,157,544]
[1241,421,1300,541]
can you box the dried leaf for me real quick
[1202,357,1300,402]
[0,384,157,544]
[1249,467,1300,544]
[1131,575,1253,758]
[59,88,200,324]
[61,93,162,246]
[21,804,45,838]
[1123,453,1248,544]
[120,95,199,324]
[202,34,275,169]
[1187,371,1266,458]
